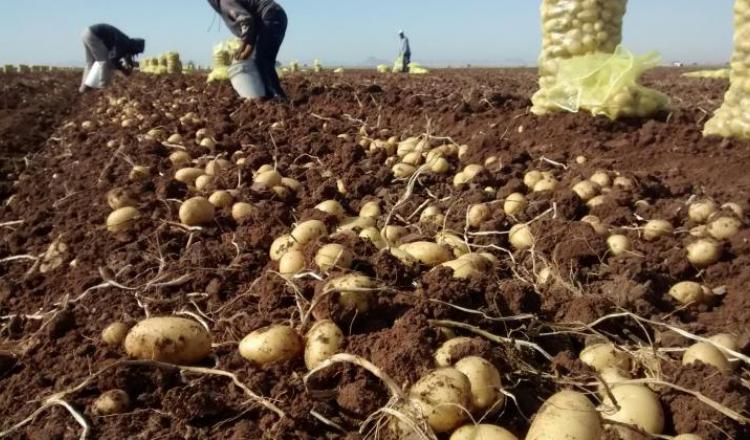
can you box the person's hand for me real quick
[234,42,253,61]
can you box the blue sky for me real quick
[0,0,735,67]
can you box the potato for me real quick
[669,281,709,305]
[208,190,233,208]
[254,170,283,187]
[107,207,140,232]
[461,253,494,270]
[399,241,452,266]
[389,247,419,267]
[579,343,630,372]
[682,342,730,372]
[315,200,346,219]
[291,220,328,244]
[359,201,381,218]
[315,243,354,271]
[613,176,634,190]
[397,137,420,156]
[524,170,543,189]
[607,234,631,256]
[106,188,137,210]
[338,179,347,196]
[586,195,608,208]
[708,333,739,354]
[707,216,741,240]
[508,224,533,250]
[281,177,302,192]
[199,137,216,149]
[450,424,518,440]
[92,389,130,415]
[689,225,708,238]
[597,367,632,398]
[590,171,611,188]
[503,193,527,216]
[272,185,291,198]
[526,391,602,440]
[686,239,721,267]
[359,227,387,249]
[409,368,472,433]
[468,203,491,227]
[454,356,504,411]
[175,167,204,185]
[440,259,480,279]
[270,234,299,261]
[257,164,274,174]
[533,177,558,192]
[393,163,417,178]
[239,325,303,366]
[102,322,130,346]
[128,165,149,182]
[721,202,744,219]
[572,180,599,201]
[402,151,423,166]
[169,151,192,167]
[279,250,305,277]
[304,320,344,370]
[688,200,717,223]
[420,206,445,225]
[643,219,673,241]
[325,273,378,313]
[205,158,231,176]
[430,157,451,174]
[435,337,475,367]
[179,197,215,226]
[167,133,183,143]
[673,435,702,440]
[195,174,213,191]
[382,225,409,244]
[231,202,253,221]
[436,232,470,257]
[124,317,211,364]
[453,172,470,186]
[600,384,664,435]
[581,215,608,236]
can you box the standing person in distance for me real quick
[207,0,288,102]
[80,24,145,93]
[398,30,411,73]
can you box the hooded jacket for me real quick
[90,24,145,70]
[207,0,277,44]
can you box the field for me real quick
[1,68,749,439]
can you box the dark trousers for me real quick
[256,5,288,100]
[402,52,411,73]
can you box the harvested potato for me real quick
[304,320,344,370]
[169,151,192,167]
[272,185,291,198]
[721,202,744,219]
[409,368,472,433]
[106,207,139,233]
[435,337,475,367]
[254,170,283,187]
[613,176,634,190]
[167,133,183,143]
[239,325,303,366]
[708,333,739,354]
[179,197,215,226]
[533,176,558,192]
[707,216,741,240]
[388,247,419,267]
[279,250,305,277]
[315,200,346,219]
[399,241,452,266]
[195,174,213,191]
[440,258,480,279]
[175,167,204,185]
[579,343,630,372]
[454,356,504,411]
[336,216,376,233]
[607,234,631,256]
[359,200,381,218]
[468,203,491,227]
[581,215,608,236]
[270,234,299,261]
[450,424,518,440]
[503,193,527,216]
[359,227,387,249]
[430,157,451,174]
[205,158,231,176]
[129,165,149,182]
[600,384,664,436]
[508,224,533,250]
[124,317,211,364]
[436,232,470,257]
[420,206,445,225]
[682,342,730,372]
[208,190,233,208]
[92,389,130,415]
[643,219,673,241]
[402,151,423,166]
[590,171,611,188]
[688,200,718,223]
[686,239,721,267]
[106,188,137,210]
[572,180,599,201]
[673,435,702,440]
[669,281,709,305]
[291,220,328,244]
[526,391,602,440]
[281,177,302,192]
[382,225,409,244]
[393,163,417,178]
[324,273,378,313]
[524,170,543,189]
[231,202,253,221]
[586,195,608,208]
[315,244,354,271]
[102,322,130,346]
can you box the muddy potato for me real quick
[524,170,543,189]
[239,325,303,366]
[208,190,233,208]
[291,220,328,245]
[440,259,480,279]
[315,244,354,271]
[420,206,445,225]
[503,193,527,216]
[436,232,470,257]
[167,133,183,143]
[600,384,664,436]
[336,216,376,233]
[721,202,744,219]
[708,333,739,354]
[231,202,253,221]
[124,317,211,364]
[359,227,387,249]
[281,177,302,192]
[409,368,472,433]
[102,322,130,346]
[468,203,491,227]
[359,200,381,218]
[205,158,231,177]
[315,200,346,219]
[643,219,673,241]
[581,215,608,236]
[430,157,451,174]
[707,216,742,240]
[613,176,634,190]
[533,176,558,192]
[688,200,717,223]
[382,225,409,244]
[389,247,419,267]
[304,320,344,370]
[669,281,709,305]
[270,234,300,261]
[254,170,283,187]
[450,424,518,440]
[106,188,137,210]
[435,337,475,367]
[195,174,213,191]
[398,241,452,266]
[179,197,215,226]
[579,343,630,372]
[526,391,602,440]
[175,167,204,185]
[393,163,417,178]
[324,273,378,313]
[454,356,504,411]
[607,234,631,256]
[279,250,305,277]
[572,180,599,201]
[106,207,140,232]
[686,239,721,267]
[586,195,607,208]
[92,389,130,415]
[590,171,611,188]
[682,342,731,372]
[169,151,192,167]
[508,224,533,250]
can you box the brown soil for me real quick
[1,68,749,439]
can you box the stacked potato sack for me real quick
[704,0,750,139]
[166,52,182,74]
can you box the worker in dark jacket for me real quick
[80,24,145,93]
[207,0,288,102]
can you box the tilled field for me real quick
[1,69,750,440]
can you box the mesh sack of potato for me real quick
[704,0,750,139]
[207,38,242,82]
[166,52,182,75]
[532,0,669,119]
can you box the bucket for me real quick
[84,61,111,88]
[228,60,266,99]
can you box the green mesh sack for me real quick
[532,46,669,119]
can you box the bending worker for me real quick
[398,30,411,73]
[80,24,145,93]
[207,0,288,102]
